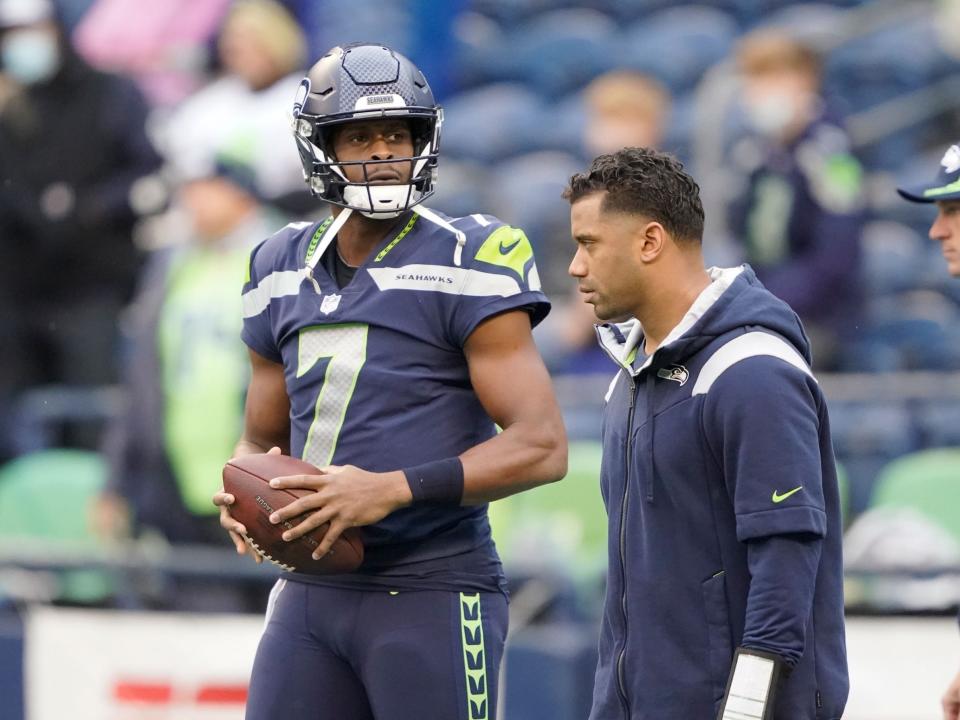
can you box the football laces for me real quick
[242,533,296,573]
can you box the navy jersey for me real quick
[240,209,549,592]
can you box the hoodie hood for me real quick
[597,265,811,375]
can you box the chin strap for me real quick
[717,647,784,720]
[304,207,353,294]
[411,205,466,266]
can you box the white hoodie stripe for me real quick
[692,332,814,396]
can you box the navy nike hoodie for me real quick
[589,266,848,720]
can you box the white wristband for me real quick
[718,647,782,720]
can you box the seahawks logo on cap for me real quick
[941,145,960,175]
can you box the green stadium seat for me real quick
[489,441,607,580]
[868,449,960,544]
[0,449,113,603]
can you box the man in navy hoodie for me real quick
[564,147,848,719]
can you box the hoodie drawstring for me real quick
[643,371,656,504]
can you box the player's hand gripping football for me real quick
[212,446,286,563]
[267,465,412,559]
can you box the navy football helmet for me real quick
[292,43,442,218]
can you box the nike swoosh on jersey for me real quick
[498,237,521,254]
[771,486,803,503]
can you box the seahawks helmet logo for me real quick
[657,365,689,386]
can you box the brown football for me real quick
[222,453,364,574]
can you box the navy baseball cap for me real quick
[898,142,960,203]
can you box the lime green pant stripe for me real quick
[459,592,488,720]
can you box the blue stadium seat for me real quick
[621,6,738,93]
[441,84,546,162]
[825,16,953,116]
[606,0,749,26]
[758,3,847,45]
[661,91,695,164]
[828,401,916,459]
[837,455,893,519]
[486,151,583,261]
[843,291,960,371]
[503,622,598,720]
[859,221,928,296]
[449,12,509,89]
[311,1,413,57]
[429,160,492,219]
[469,0,555,26]
[829,399,918,517]
[536,92,588,158]
[510,9,618,97]
[914,401,960,449]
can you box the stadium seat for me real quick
[824,15,952,119]
[428,159,492,218]
[859,221,928,296]
[537,91,588,158]
[828,401,917,460]
[486,151,584,293]
[488,441,607,580]
[868,449,960,544]
[836,455,893,520]
[511,9,618,97]
[843,291,960,371]
[621,6,738,93]
[914,401,960,449]
[758,3,847,45]
[0,449,112,603]
[441,84,546,162]
[449,12,511,89]
[502,622,598,720]
[469,0,555,26]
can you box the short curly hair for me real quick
[562,147,704,244]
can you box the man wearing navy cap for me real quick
[899,143,960,719]
[898,142,960,279]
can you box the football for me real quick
[222,453,364,574]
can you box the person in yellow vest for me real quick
[94,154,282,563]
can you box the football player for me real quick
[213,43,567,720]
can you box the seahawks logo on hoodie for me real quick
[657,365,689,386]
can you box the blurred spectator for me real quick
[728,30,864,369]
[582,70,670,159]
[0,0,164,459]
[537,70,671,375]
[73,0,230,106]
[156,0,309,212]
[95,154,281,551]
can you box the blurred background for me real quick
[1,0,959,717]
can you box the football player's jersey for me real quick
[241,209,549,592]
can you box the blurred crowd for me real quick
[1,0,959,599]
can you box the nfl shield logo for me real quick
[320,294,341,315]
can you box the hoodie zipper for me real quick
[616,372,636,718]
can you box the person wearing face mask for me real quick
[157,0,309,215]
[728,30,864,370]
[0,0,164,458]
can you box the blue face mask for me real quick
[1,28,60,85]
